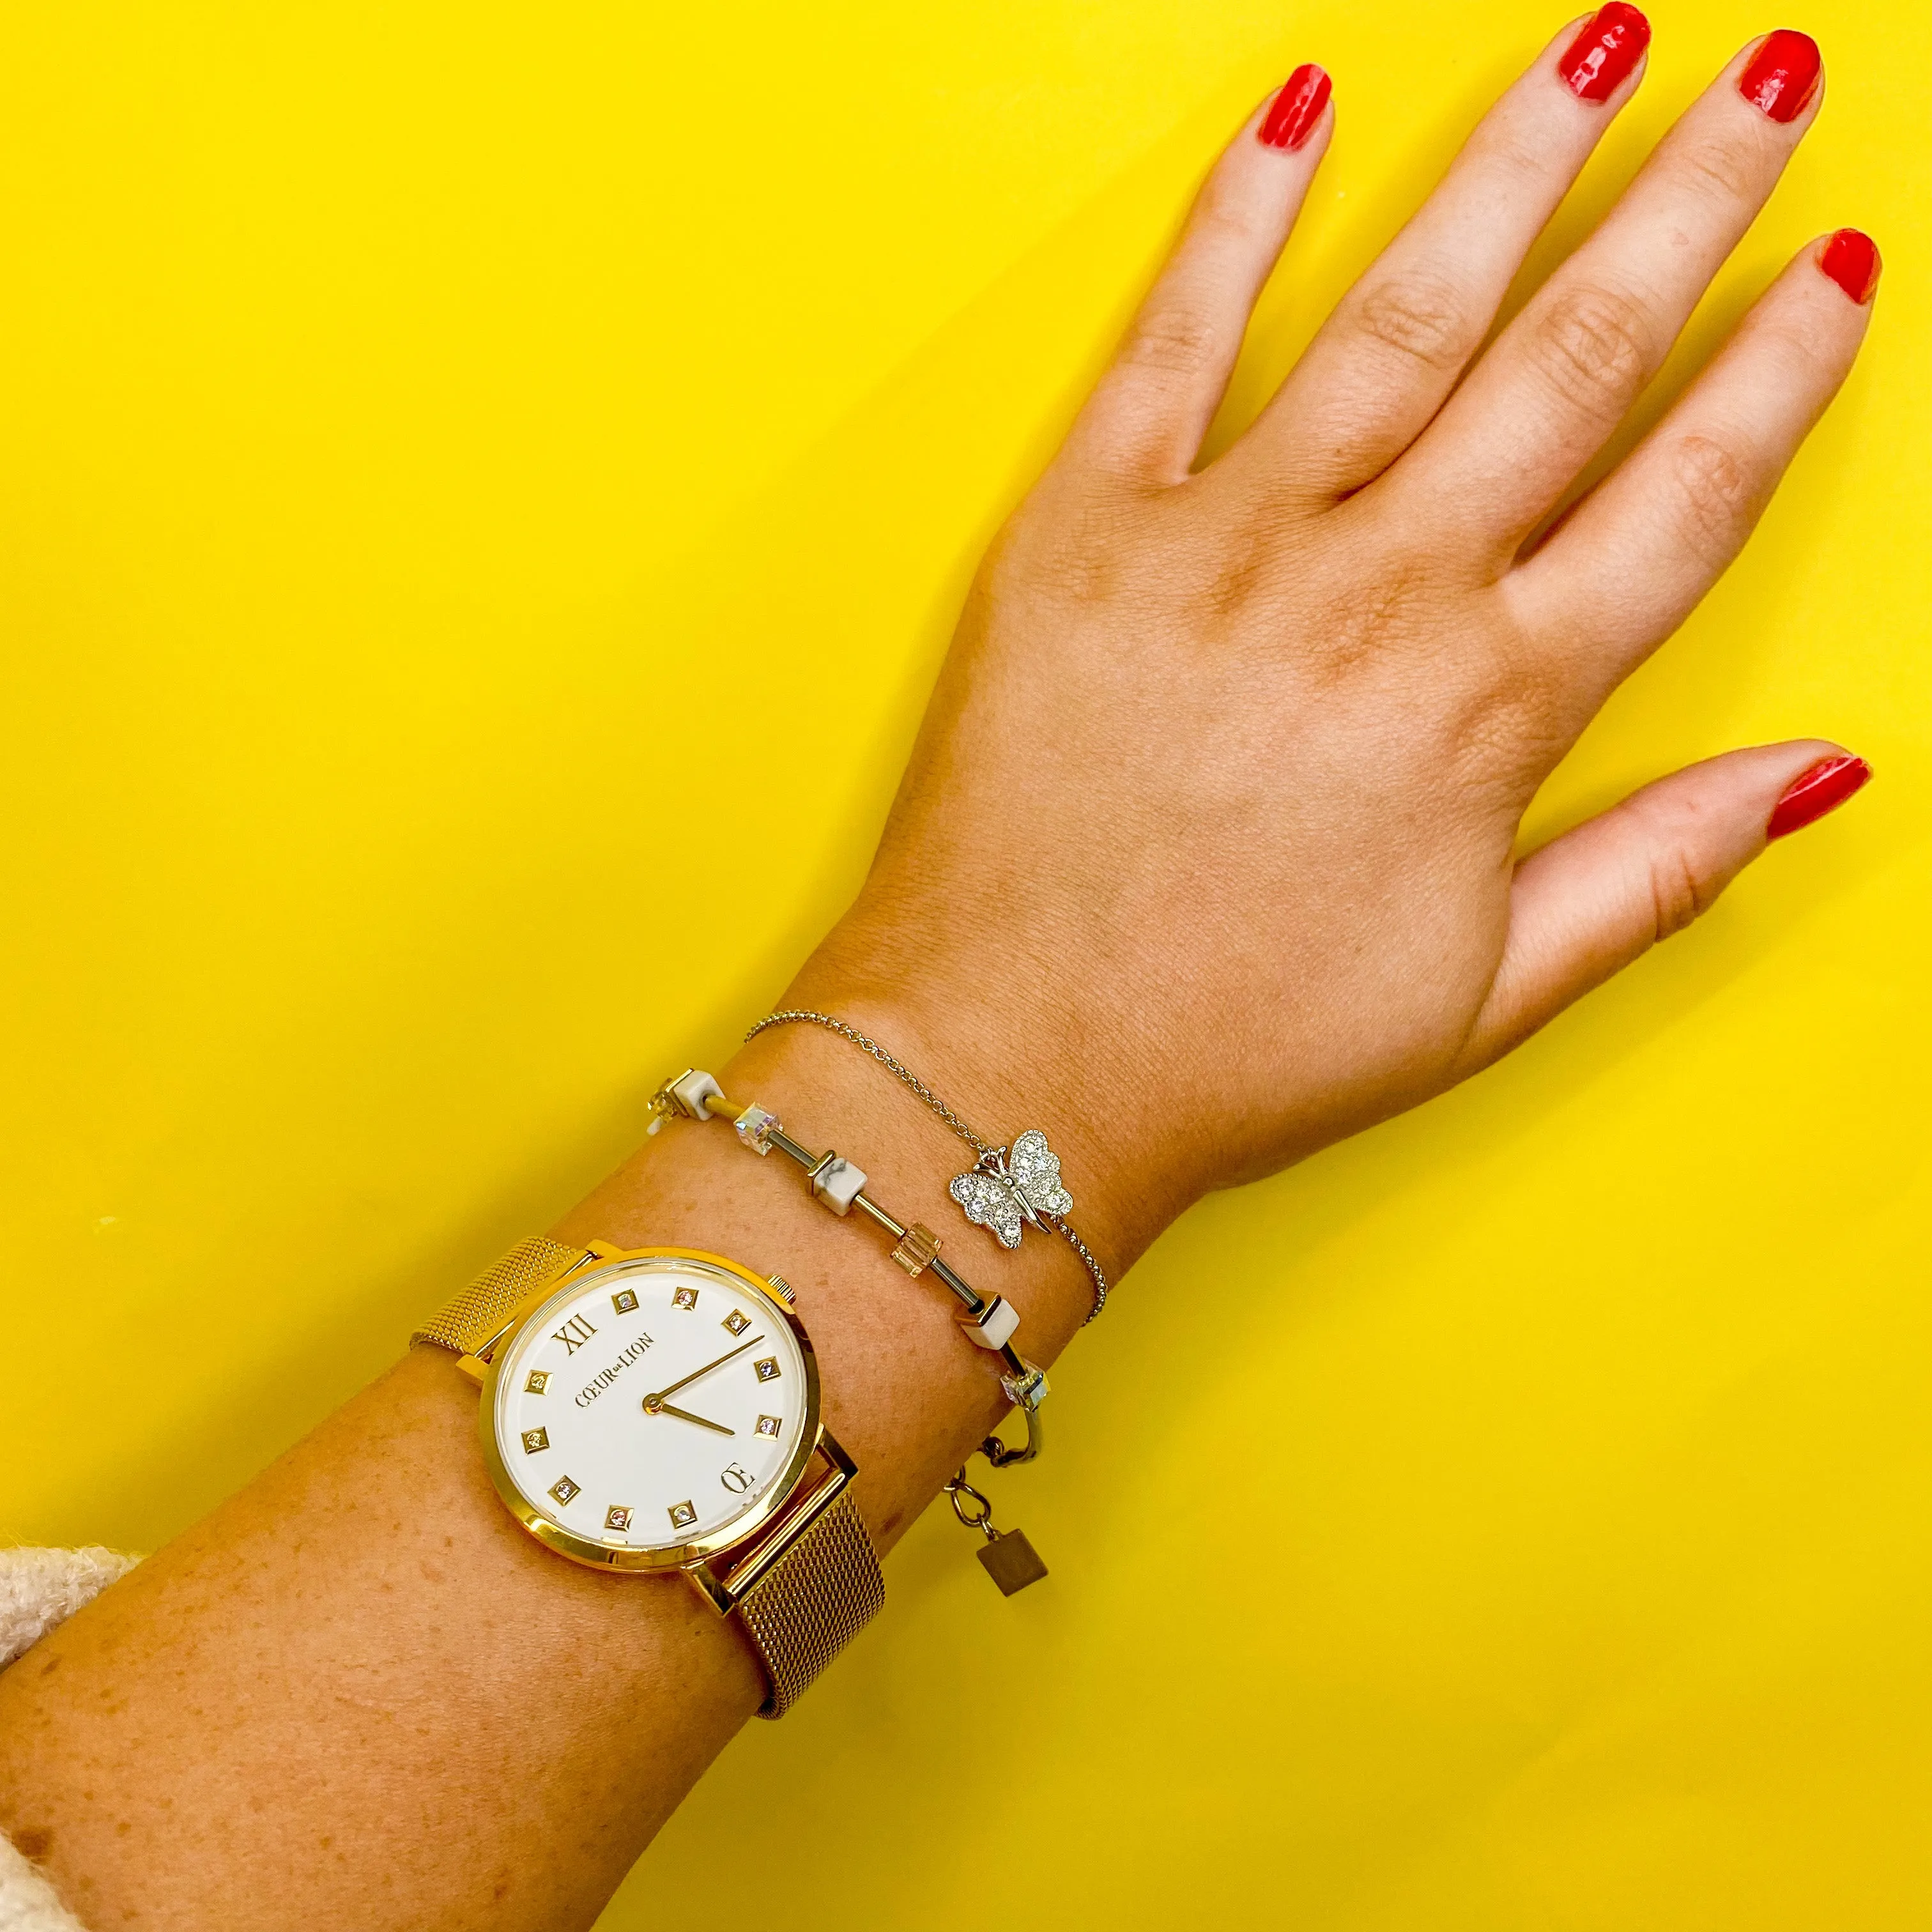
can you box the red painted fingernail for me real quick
[1738,29,1821,121]
[1818,227,1881,304]
[1557,4,1652,102]
[1767,753,1871,839]
[1259,64,1332,151]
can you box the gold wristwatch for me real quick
[415,1236,884,1717]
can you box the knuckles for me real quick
[1646,839,1718,941]
[1438,634,1572,796]
[1672,132,1770,215]
[1297,559,1434,679]
[1200,521,1277,624]
[1117,305,1228,383]
[988,495,1133,612]
[986,457,1567,806]
[1522,282,1655,421]
[1664,432,1760,569]
[1351,271,1479,376]
[1627,781,1728,940]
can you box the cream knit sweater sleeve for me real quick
[0,1548,141,1932]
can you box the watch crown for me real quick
[765,1273,795,1305]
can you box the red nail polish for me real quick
[1767,753,1871,840]
[1259,64,1332,151]
[1738,29,1821,121]
[1557,4,1652,102]
[1818,227,1881,304]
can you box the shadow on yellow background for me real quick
[2,1,1926,1924]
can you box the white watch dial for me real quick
[493,1257,810,1554]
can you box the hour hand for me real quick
[648,1400,733,1437]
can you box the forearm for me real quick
[0,1015,1114,1931]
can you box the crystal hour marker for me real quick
[521,1427,549,1453]
[548,1475,580,1506]
[668,1500,697,1531]
[753,1356,780,1383]
[524,1370,549,1395]
[755,1414,781,1438]
[723,1310,751,1337]
[673,1286,698,1310]
[605,1505,632,1532]
[611,1287,639,1314]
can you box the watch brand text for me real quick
[574,1332,656,1407]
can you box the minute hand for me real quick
[645,1334,763,1405]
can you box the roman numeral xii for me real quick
[552,1313,597,1354]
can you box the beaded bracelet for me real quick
[745,1010,1110,1322]
[648,1066,1052,1595]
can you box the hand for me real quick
[641,1333,763,1405]
[793,19,1876,1266]
[646,1400,735,1437]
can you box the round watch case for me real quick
[477,1246,825,1574]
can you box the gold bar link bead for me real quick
[848,1192,907,1240]
[890,1222,941,1277]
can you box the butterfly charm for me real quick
[948,1130,1074,1250]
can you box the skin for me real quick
[0,23,1876,1929]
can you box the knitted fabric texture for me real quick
[0,1839,87,1932]
[0,1547,141,1932]
[0,1549,137,1673]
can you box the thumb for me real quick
[1461,742,1872,1071]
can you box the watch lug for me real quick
[688,1434,855,1614]
[817,1425,857,1482]
[455,1353,488,1387]
[684,1564,735,1616]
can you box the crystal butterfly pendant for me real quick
[948,1130,1073,1250]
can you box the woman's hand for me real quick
[797,14,1876,1264]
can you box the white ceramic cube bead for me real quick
[958,1295,1020,1351]
[670,1068,724,1119]
[809,1154,867,1216]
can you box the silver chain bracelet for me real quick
[744,1009,1111,1323]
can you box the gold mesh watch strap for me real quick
[417,1236,884,1717]
[739,1491,884,1720]
[411,1234,591,1357]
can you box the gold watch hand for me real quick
[642,1334,763,1406]
[646,1400,734,1437]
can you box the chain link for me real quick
[744,1008,1110,1322]
[1048,1218,1108,1322]
[744,1008,990,1154]
[943,1469,997,1538]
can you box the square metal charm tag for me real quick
[976,1528,1048,1596]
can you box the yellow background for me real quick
[3,0,1927,1924]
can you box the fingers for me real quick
[1063,68,1334,486]
[1509,233,1878,695]
[1458,742,1870,1070]
[1396,30,1826,565]
[1236,8,1650,502]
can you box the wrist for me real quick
[556,1011,1094,1547]
[780,910,1184,1285]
